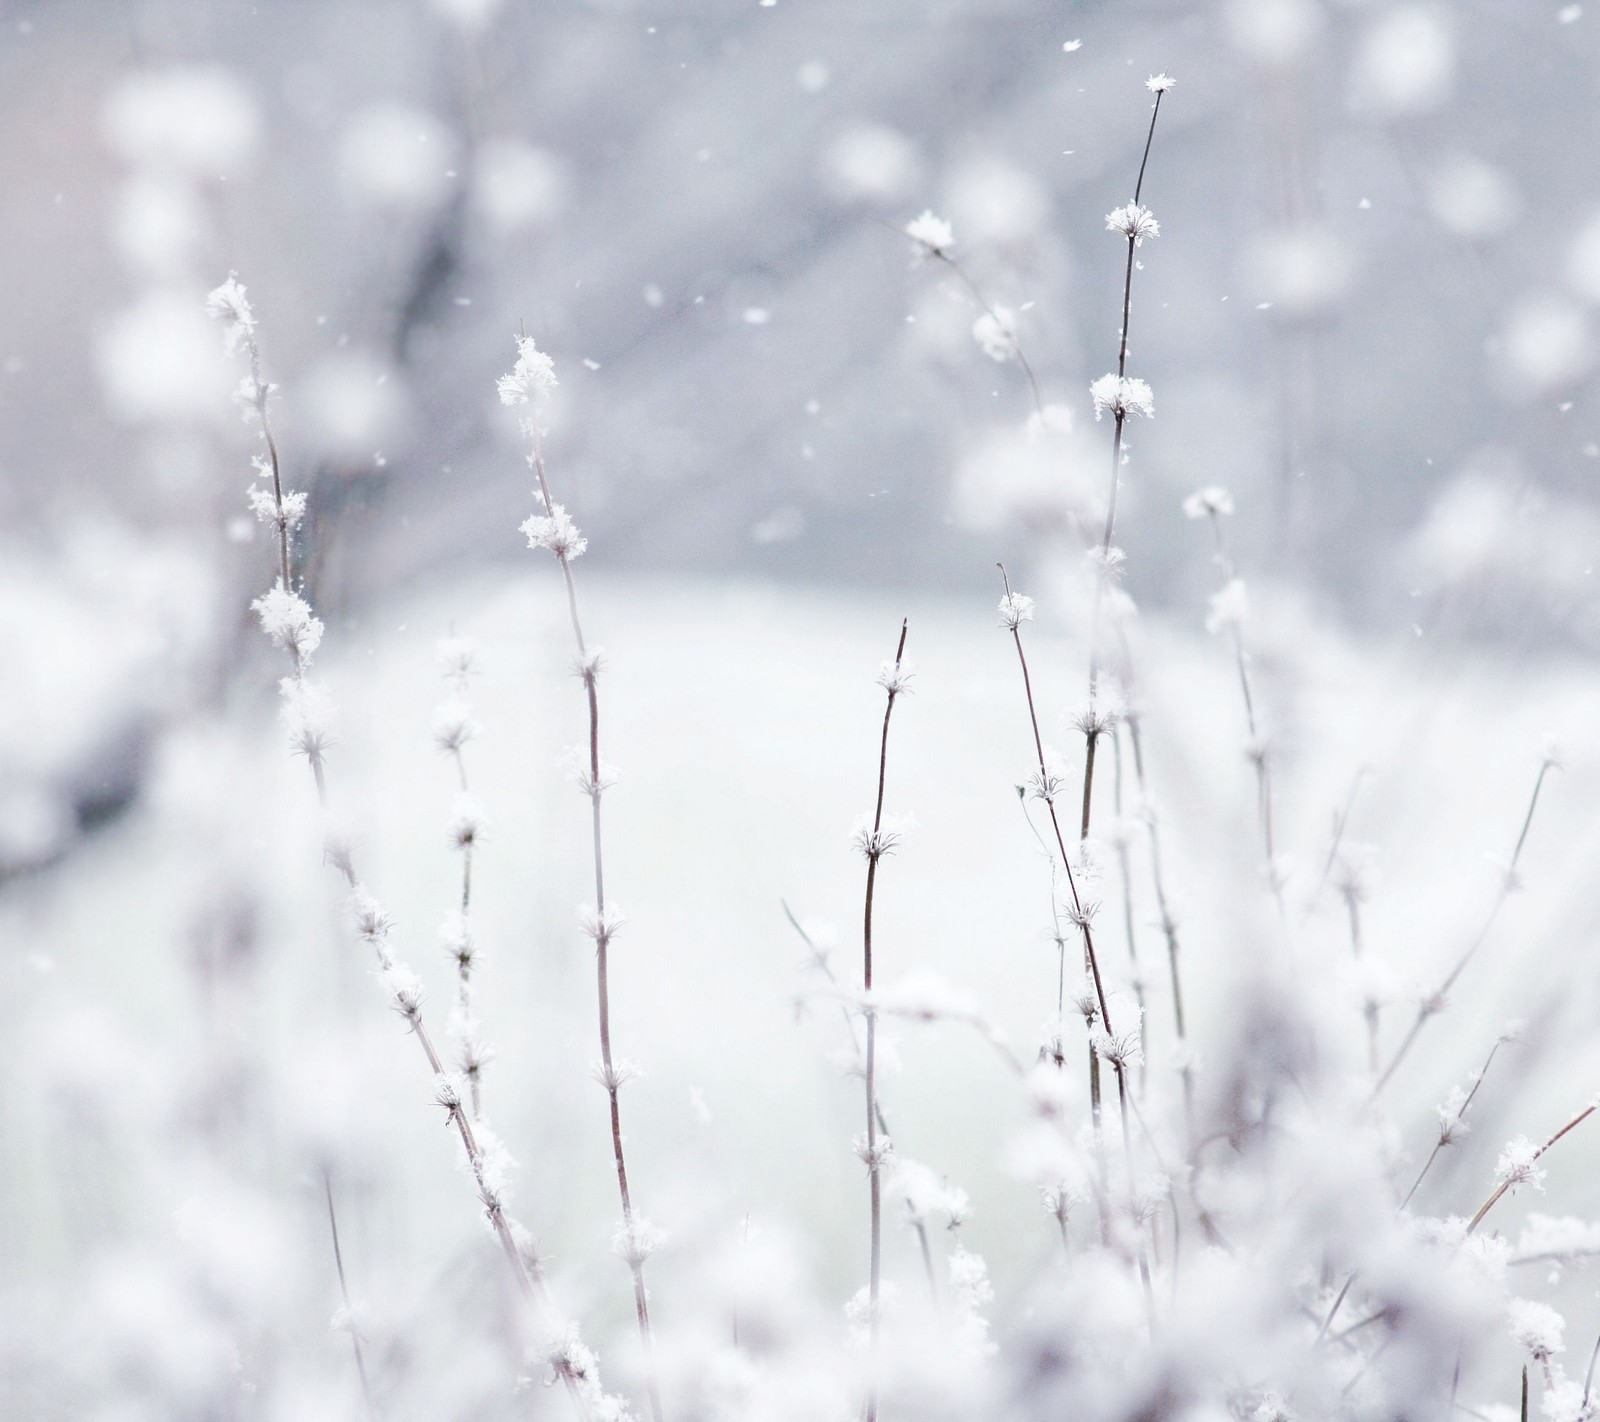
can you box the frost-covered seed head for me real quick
[447,794,487,849]
[352,891,394,943]
[206,273,256,354]
[998,591,1035,630]
[442,917,477,971]
[247,484,307,532]
[1495,1136,1547,1196]
[434,1073,463,1113]
[521,504,587,560]
[1147,72,1176,92]
[1041,1180,1085,1221]
[252,583,324,663]
[876,658,915,697]
[1092,995,1145,1069]
[1183,485,1235,520]
[610,1216,666,1267]
[573,757,620,800]
[972,307,1017,362]
[853,1132,895,1172]
[1028,766,1066,803]
[578,904,626,945]
[433,699,482,754]
[1070,977,1101,1023]
[1065,899,1099,931]
[591,1058,643,1092]
[1106,202,1160,244]
[1087,545,1128,582]
[892,1158,971,1228]
[1073,699,1121,738]
[1436,1087,1472,1147]
[436,636,476,686]
[498,335,558,410]
[383,964,426,1020]
[459,1035,495,1081]
[904,209,954,255]
[1090,373,1155,421]
[1509,1297,1566,1360]
[851,812,911,861]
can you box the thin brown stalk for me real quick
[1319,1032,1510,1342]
[1467,1104,1596,1235]
[1111,727,1148,1094]
[781,902,941,1305]
[229,316,593,1422]
[440,673,486,1118]
[529,442,665,1422]
[862,619,909,1422]
[1201,507,1283,912]
[1400,1036,1508,1211]
[1372,755,1559,1098]
[1086,87,1169,705]
[1121,702,1196,1141]
[322,1170,378,1422]
[998,568,1133,1254]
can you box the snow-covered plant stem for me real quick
[1121,704,1195,1137]
[516,418,664,1422]
[1466,1103,1596,1235]
[214,288,610,1422]
[1193,498,1283,913]
[997,572,1132,1184]
[860,620,909,1422]
[435,645,491,1118]
[782,903,942,1303]
[1110,728,1148,1092]
[1083,79,1171,836]
[1401,1033,1510,1211]
[1320,1030,1515,1340]
[1373,752,1560,1097]
[323,1171,378,1422]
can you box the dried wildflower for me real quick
[433,699,482,754]
[521,504,587,560]
[853,1132,896,1171]
[1106,201,1160,243]
[904,209,954,255]
[610,1216,666,1267]
[1090,373,1155,421]
[578,904,626,944]
[1183,485,1235,519]
[206,273,256,354]
[998,591,1035,629]
[497,334,558,409]
[252,583,324,663]
[876,657,915,696]
[1495,1136,1548,1196]
[446,794,487,850]
[972,307,1018,362]
[851,812,911,860]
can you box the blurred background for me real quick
[6,1,1600,1418]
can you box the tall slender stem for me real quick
[998,572,1129,1128]
[862,620,909,1422]
[323,1171,378,1422]
[1372,757,1558,1098]
[530,444,665,1422]
[228,318,594,1421]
